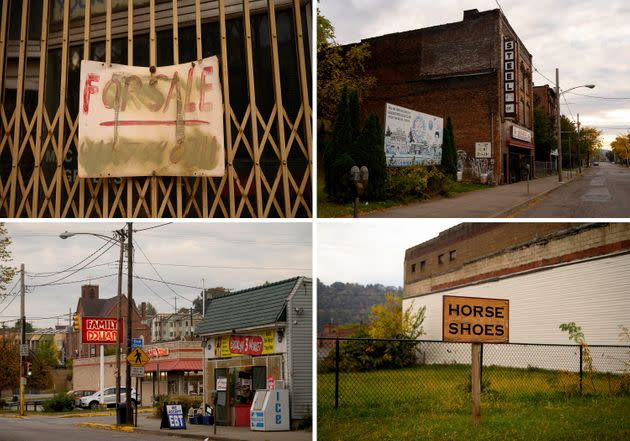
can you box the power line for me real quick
[566,91,630,100]
[0,292,19,314]
[28,273,117,288]
[0,278,20,306]
[132,274,202,291]
[133,239,192,303]
[28,261,119,278]
[533,65,556,87]
[29,240,116,279]
[132,261,311,271]
[136,276,176,310]
[134,223,173,233]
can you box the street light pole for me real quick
[577,113,582,174]
[125,222,134,425]
[115,230,124,411]
[556,68,562,182]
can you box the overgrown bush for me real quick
[386,166,452,200]
[153,394,202,419]
[42,391,74,412]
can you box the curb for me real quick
[75,422,135,432]
[134,427,245,441]
[58,407,153,418]
[493,173,582,218]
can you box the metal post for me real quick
[579,345,583,394]
[577,113,582,174]
[568,137,572,178]
[556,68,563,182]
[19,264,25,416]
[353,197,359,218]
[116,232,124,411]
[334,337,340,409]
[135,376,138,427]
[125,223,133,423]
[99,345,105,405]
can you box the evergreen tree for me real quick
[441,117,457,179]
[323,87,356,200]
[360,113,387,200]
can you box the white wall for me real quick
[403,253,630,372]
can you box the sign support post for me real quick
[471,343,482,425]
[100,344,105,405]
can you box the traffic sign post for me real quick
[19,344,28,357]
[130,366,145,377]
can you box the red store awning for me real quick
[506,139,534,150]
[144,359,202,372]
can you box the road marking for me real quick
[581,187,611,202]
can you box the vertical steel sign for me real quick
[503,39,516,118]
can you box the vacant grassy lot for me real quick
[318,365,630,440]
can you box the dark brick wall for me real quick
[404,223,579,284]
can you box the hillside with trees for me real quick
[317,280,403,331]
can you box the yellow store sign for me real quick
[217,330,275,358]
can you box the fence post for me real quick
[335,337,340,409]
[579,345,583,394]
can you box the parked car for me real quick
[69,389,97,407]
[78,387,139,410]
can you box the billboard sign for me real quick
[442,296,509,343]
[81,317,121,344]
[384,103,443,166]
[78,57,224,178]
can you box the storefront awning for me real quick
[507,139,534,150]
[144,359,202,372]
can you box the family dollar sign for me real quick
[442,296,509,343]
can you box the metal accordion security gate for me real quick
[0,0,312,217]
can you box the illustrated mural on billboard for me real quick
[78,56,224,178]
[384,103,443,166]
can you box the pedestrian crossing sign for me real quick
[127,347,150,366]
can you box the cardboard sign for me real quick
[160,404,186,430]
[81,317,121,344]
[78,57,224,177]
[442,296,509,343]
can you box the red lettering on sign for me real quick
[198,66,213,112]
[83,74,100,114]
[229,335,264,356]
[184,67,195,112]
[81,317,121,344]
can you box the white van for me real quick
[79,387,139,409]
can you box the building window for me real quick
[420,260,426,271]
[411,263,416,273]
[438,254,444,264]
[449,250,457,261]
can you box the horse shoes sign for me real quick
[78,56,224,177]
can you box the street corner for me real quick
[75,422,135,433]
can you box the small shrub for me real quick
[153,394,202,419]
[42,391,75,412]
[297,414,312,430]
[386,165,452,200]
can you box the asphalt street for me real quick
[0,416,187,441]
[514,162,630,217]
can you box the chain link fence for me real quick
[318,338,630,411]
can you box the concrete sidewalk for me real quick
[362,170,581,218]
[73,413,312,441]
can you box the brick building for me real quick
[70,284,151,358]
[356,8,535,183]
[403,223,630,348]
[533,84,558,163]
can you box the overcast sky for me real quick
[317,220,459,287]
[0,221,311,329]
[319,0,630,148]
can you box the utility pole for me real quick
[19,264,25,416]
[577,113,582,174]
[174,297,177,312]
[556,68,563,182]
[115,230,124,411]
[125,223,133,425]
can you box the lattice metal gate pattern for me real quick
[0,0,312,217]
